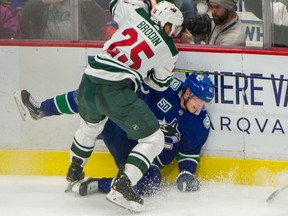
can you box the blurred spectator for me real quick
[97,0,118,41]
[0,0,22,39]
[11,0,25,13]
[96,0,109,10]
[174,0,211,44]
[21,0,106,40]
[181,0,246,46]
[244,0,288,47]
[170,0,211,44]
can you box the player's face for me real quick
[180,88,205,113]
[209,2,229,25]
[163,23,173,36]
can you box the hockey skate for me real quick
[14,90,45,121]
[106,170,144,212]
[72,178,100,196]
[65,156,85,192]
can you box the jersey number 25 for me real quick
[107,28,155,70]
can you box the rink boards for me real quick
[1,150,288,187]
[0,43,288,186]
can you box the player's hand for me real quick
[176,171,200,192]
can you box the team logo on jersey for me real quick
[157,98,172,113]
[159,118,181,145]
[203,114,210,129]
[132,124,139,131]
[170,78,181,91]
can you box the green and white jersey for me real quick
[85,0,179,91]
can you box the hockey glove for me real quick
[176,171,200,192]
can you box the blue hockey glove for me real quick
[176,171,200,192]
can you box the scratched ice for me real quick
[0,176,287,216]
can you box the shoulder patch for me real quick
[170,78,181,91]
[203,114,211,129]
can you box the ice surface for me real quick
[0,176,288,216]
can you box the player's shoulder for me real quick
[169,77,184,92]
[182,109,210,132]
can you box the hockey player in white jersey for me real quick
[64,0,183,212]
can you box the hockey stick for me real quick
[174,69,288,82]
[266,183,288,202]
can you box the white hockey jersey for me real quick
[85,0,179,91]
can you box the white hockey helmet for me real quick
[151,1,184,37]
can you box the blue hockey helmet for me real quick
[184,73,214,103]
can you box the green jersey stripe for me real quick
[97,55,143,81]
[149,72,172,88]
[89,56,142,87]
[109,0,118,15]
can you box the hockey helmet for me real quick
[184,73,214,103]
[151,1,184,37]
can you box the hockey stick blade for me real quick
[266,184,288,202]
[13,91,30,121]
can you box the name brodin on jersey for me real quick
[136,21,162,47]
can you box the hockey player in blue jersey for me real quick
[15,72,214,197]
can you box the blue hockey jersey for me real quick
[143,77,211,174]
[102,77,211,175]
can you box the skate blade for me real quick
[65,181,77,193]
[71,181,81,193]
[106,189,143,213]
[13,91,30,121]
[266,189,280,202]
[65,179,85,193]
[266,184,288,203]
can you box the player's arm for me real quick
[176,127,210,192]
[109,0,149,24]
[175,151,201,192]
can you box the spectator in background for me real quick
[244,0,288,47]
[174,0,211,44]
[11,0,26,13]
[0,0,22,39]
[181,0,246,46]
[21,0,106,40]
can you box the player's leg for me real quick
[101,119,137,168]
[14,89,78,120]
[41,90,78,116]
[72,164,161,197]
[134,164,162,196]
[72,177,113,196]
[66,117,108,192]
[65,76,109,191]
[71,119,135,196]
[95,82,164,211]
